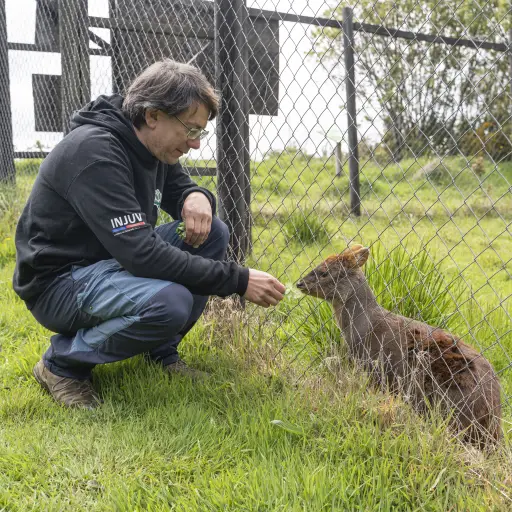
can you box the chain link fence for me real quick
[2,0,511,443]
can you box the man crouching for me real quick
[13,59,285,409]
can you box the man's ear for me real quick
[144,109,159,129]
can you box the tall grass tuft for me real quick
[365,243,465,328]
[283,209,329,246]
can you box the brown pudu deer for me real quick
[296,245,502,448]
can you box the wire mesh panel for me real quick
[2,0,511,446]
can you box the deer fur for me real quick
[296,245,502,448]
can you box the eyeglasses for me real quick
[172,114,209,140]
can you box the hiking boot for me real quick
[33,359,101,409]
[164,359,210,380]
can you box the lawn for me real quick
[0,154,511,510]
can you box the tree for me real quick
[310,0,511,162]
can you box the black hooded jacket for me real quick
[13,94,249,307]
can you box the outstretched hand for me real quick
[244,269,286,308]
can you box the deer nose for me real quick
[296,280,305,289]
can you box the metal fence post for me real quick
[0,0,15,183]
[242,12,252,255]
[215,0,250,263]
[335,141,343,177]
[342,7,360,216]
[59,0,90,135]
[509,27,512,99]
[108,0,118,95]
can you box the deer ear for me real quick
[353,246,370,267]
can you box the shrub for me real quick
[460,121,512,163]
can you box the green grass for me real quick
[0,155,511,509]
[282,209,330,246]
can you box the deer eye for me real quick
[318,270,329,278]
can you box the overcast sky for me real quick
[5,0,371,162]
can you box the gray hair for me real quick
[122,59,219,128]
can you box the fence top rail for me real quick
[354,22,508,52]
[87,10,509,53]
[247,8,508,52]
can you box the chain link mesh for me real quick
[2,0,511,444]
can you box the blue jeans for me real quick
[30,218,230,380]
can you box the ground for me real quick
[0,154,510,509]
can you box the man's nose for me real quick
[187,137,201,150]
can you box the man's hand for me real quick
[181,192,212,248]
[244,269,286,308]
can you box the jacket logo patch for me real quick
[110,213,147,235]
[154,189,162,210]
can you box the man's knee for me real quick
[209,217,230,250]
[141,283,194,338]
